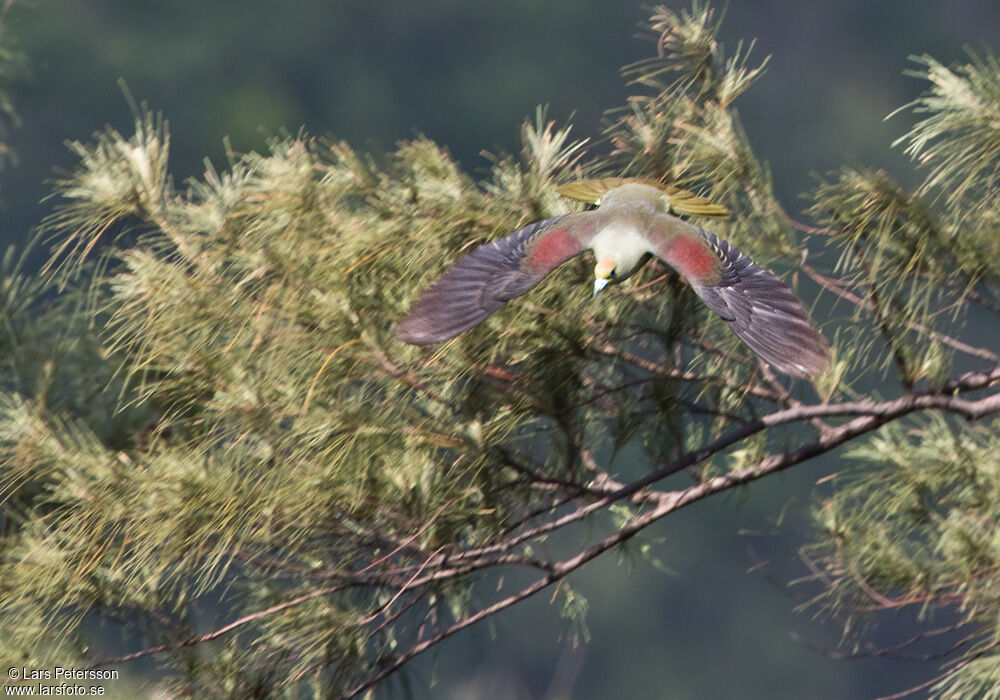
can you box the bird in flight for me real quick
[395,178,829,378]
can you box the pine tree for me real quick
[2,4,1000,698]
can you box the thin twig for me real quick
[89,584,350,668]
[802,263,1000,364]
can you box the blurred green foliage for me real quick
[2,2,1000,699]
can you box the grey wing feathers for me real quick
[395,215,582,345]
[690,229,829,378]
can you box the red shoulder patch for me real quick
[526,228,579,272]
[665,234,720,284]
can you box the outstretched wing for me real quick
[652,221,829,378]
[395,212,595,345]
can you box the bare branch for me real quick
[345,366,1000,694]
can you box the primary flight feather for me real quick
[395,179,829,378]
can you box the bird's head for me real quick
[593,257,618,296]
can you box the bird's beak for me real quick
[593,277,610,297]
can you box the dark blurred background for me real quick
[6,2,1000,697]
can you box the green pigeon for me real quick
[395,179,829,378]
